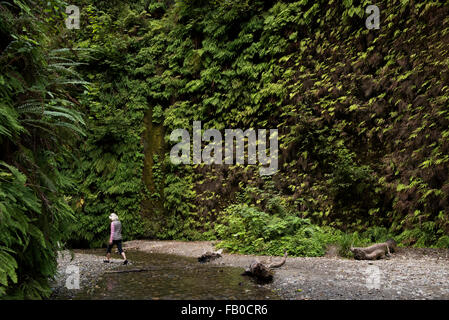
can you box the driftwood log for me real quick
[350,239,397,260]
[198,249,223,263]
[242,251,288,283]
[105,268,151,274]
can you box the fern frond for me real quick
[47,64,84,79]
[52,79,89,86]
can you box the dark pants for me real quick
[106,240,123,254]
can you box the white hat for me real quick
[109,213,119,221]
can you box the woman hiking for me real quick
[104,213,128,265]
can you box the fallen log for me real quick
[242,251,288,283]
[105,268,152,274]
[198,249,223,263]
[350,239,397,260]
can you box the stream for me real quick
[53,249,280,300]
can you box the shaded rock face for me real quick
[142,107,165,235]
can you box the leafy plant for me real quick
[0,0,84,298]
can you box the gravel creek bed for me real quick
[50,240,449,300]
[50,250,126,299]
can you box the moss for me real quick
[142,105,166,237]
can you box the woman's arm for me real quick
[110,222,114,244]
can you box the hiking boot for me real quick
[123,260,128,265]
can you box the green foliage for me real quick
[435,235,449,249]
[65,74,148,246]
[66,0,449,247]
[159,170,196,239]
[336,231,372,258]
[215,203,339,257]
[5,0,449,301]
[62,2,153,246]
[395,222,449,248]
[0,0,82,298]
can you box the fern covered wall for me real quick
[64,0,449,247]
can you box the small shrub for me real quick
[336,231,371,258]
[435,235,449,249]
[215,204,346,257]
[361,226,394,243]
[395,222,440,247]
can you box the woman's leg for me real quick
[105,243,113,262]
[117,240,127,262]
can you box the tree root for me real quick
[242,251,288,283]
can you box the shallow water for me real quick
[67,249,280,300]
